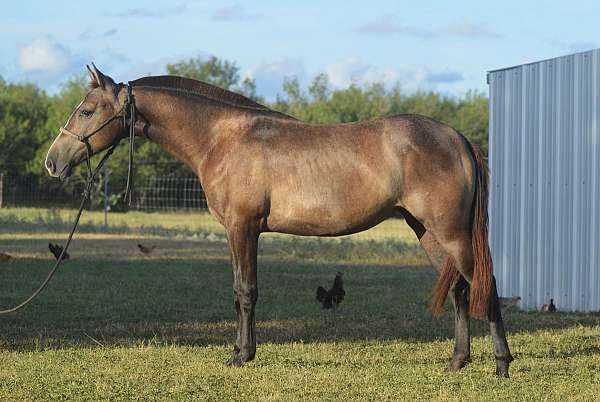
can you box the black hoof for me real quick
[226,350,255,367]
[445,355,471,372]
[495,360,510,378]
[495,354,513,377]
[226,354,245,367]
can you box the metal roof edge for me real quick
[487,47,600,75]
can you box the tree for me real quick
[1,57,492,210]
[166,56,262,102]
[0,79,49,176]
[270,74,488,152]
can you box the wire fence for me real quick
[0,171,208,211]
[132,175,208,210]
[0,170,414,243]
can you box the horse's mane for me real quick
[130,75,293,119]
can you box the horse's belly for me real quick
[266,188,395,236]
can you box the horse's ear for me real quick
[87,63,116,91]
[86,65,96,86]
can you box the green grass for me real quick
[0,207,418,242]
[0,209,599,400]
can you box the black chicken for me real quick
[137,243,157,254]
[48,243,69,261]
[316,272,345,309]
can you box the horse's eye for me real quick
[80,109,93,118]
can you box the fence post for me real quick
[103,165,109,226]
[0,173,3,208]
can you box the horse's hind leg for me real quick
[421,233,472,371]
[434,230,513,376]
[488,276,513,377]
[403,211,471,371]
[447,276,471,371]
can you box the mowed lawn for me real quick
[0,209,599,400]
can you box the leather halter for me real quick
[60,83,137,204]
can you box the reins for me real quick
[0,83,137,314]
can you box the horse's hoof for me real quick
[226,352,255,367]
[226,354,245,367]
[445,355,470,372]
[495,361,510,378]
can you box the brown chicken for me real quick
[541,299,557,312]
[316,272,345,309]
[0,252,13,262]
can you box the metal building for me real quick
[488,49,600,312]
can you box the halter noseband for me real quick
[59,83,137,204]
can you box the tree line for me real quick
[0,56,488,208]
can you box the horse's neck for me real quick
[133,87,247,172]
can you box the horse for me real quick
[44,65,513,376]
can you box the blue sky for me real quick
[1,0,598,99]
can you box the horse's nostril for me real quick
[46,158,56,174]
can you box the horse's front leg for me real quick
[225,221,259,367]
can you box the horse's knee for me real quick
[233,284,258,308]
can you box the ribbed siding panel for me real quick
[489,49,600,312]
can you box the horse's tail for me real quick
[467,143,493,320]
[430,256,459,317]
[430,142,493,320]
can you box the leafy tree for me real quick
[166,56,262,102]
[0,79,49,176]
[270,73,488,152]
[452,90,489,151]
[167,56,240,89]
[29,76,88,176]
[0,56,491,210]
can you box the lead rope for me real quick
[124,83,135,206]
[0,144,117,314]
[0,84,136,314]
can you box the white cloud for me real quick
[544,37,597,55]
[78,28,118,41]
[444,18,500,39]
[322,58,463,93]
[112,3,187,18]
[244,58,307,100]
[18,38,72,74]
[243,57,464,100]
[355,16,500,39]
[212,4,262,21]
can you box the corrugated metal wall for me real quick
[488,49,600,312]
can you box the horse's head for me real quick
[45,64,125,179]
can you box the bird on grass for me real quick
[137,243,156,254]
[0,252,14,262]
[541,299,557,312]
[316,272,345,309]
[48,243,69,261]
[498,296,521,309]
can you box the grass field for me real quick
[0,208,599,400]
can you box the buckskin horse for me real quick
[45,65,513,376]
